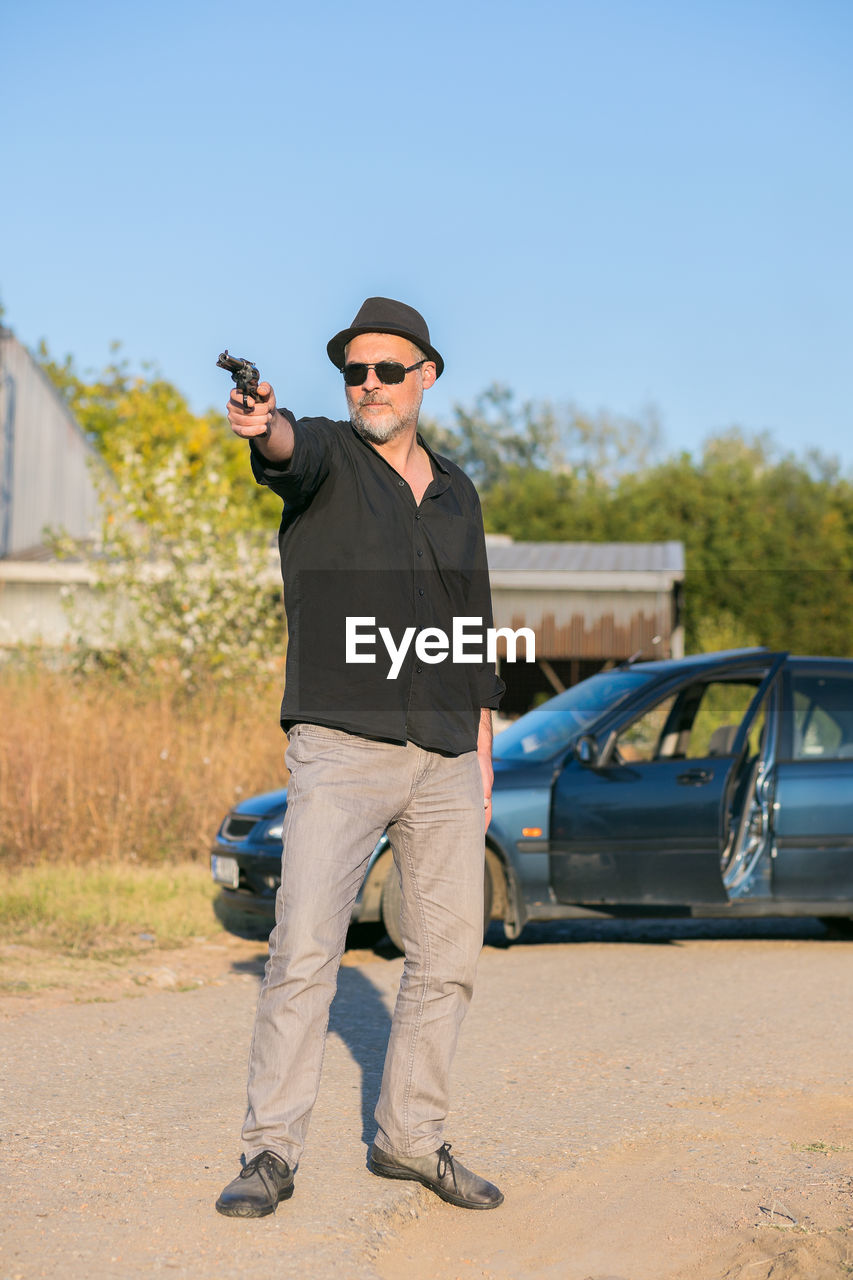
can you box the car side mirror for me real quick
[576,735,599,766]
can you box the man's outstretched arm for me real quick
[227,381,295,464]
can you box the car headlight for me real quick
[263,819,284,841]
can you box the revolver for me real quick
[217,350,262,411]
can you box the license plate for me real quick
[211,854,240,889]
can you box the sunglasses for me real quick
[342,359,427,387]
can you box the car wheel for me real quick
[819,917,853,939]
[380,856,494,954]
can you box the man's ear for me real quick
[421,362,438,390]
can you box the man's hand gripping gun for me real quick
[216,350,262,411]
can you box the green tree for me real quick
[423,385,562,490]
[36,341,279,529]
[423,384,660,491]
[38,342,285,681]
[35,336,853,664]
[483,427,853,657]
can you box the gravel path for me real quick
[2,918,852,1279]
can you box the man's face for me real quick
[344,332,437,445]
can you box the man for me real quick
[215,297,505,1218]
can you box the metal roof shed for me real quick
[485,536,685,713]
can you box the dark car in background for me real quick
[211,649,853,948]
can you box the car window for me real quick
[614,696,678,762]
[613,677,761,763]
[792,673,853,759]
[493,668,657,762]
[688,682,760,757]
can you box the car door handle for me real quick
[676,768,714,786]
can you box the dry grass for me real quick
[0,662,289,868]
[0,860,222,953]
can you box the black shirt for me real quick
[251,412,505,755]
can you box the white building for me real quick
[0,328,102,556]
[0,328,104,643]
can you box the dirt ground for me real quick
[0,930,311,1008]
[2,918,852,1280]
[377,1095,853,1280]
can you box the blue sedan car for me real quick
[211,649,853,948]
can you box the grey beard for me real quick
[349,402,419,444]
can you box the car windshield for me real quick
[494,668,658,762]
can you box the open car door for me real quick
[548,653,787,906]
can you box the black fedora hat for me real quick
[327,297,444,378]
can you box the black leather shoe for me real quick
[215,1151,295,1217]
[368,1141,503,1209]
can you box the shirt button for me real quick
[417,549,423,557]
[415,514,421,520]
[398,479,405,486]
[415,664,423,674]
[418,588,425,596]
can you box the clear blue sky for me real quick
[3,0,852,466]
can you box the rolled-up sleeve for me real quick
[250,411,338,503]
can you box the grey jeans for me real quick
[240,723,487,1167]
